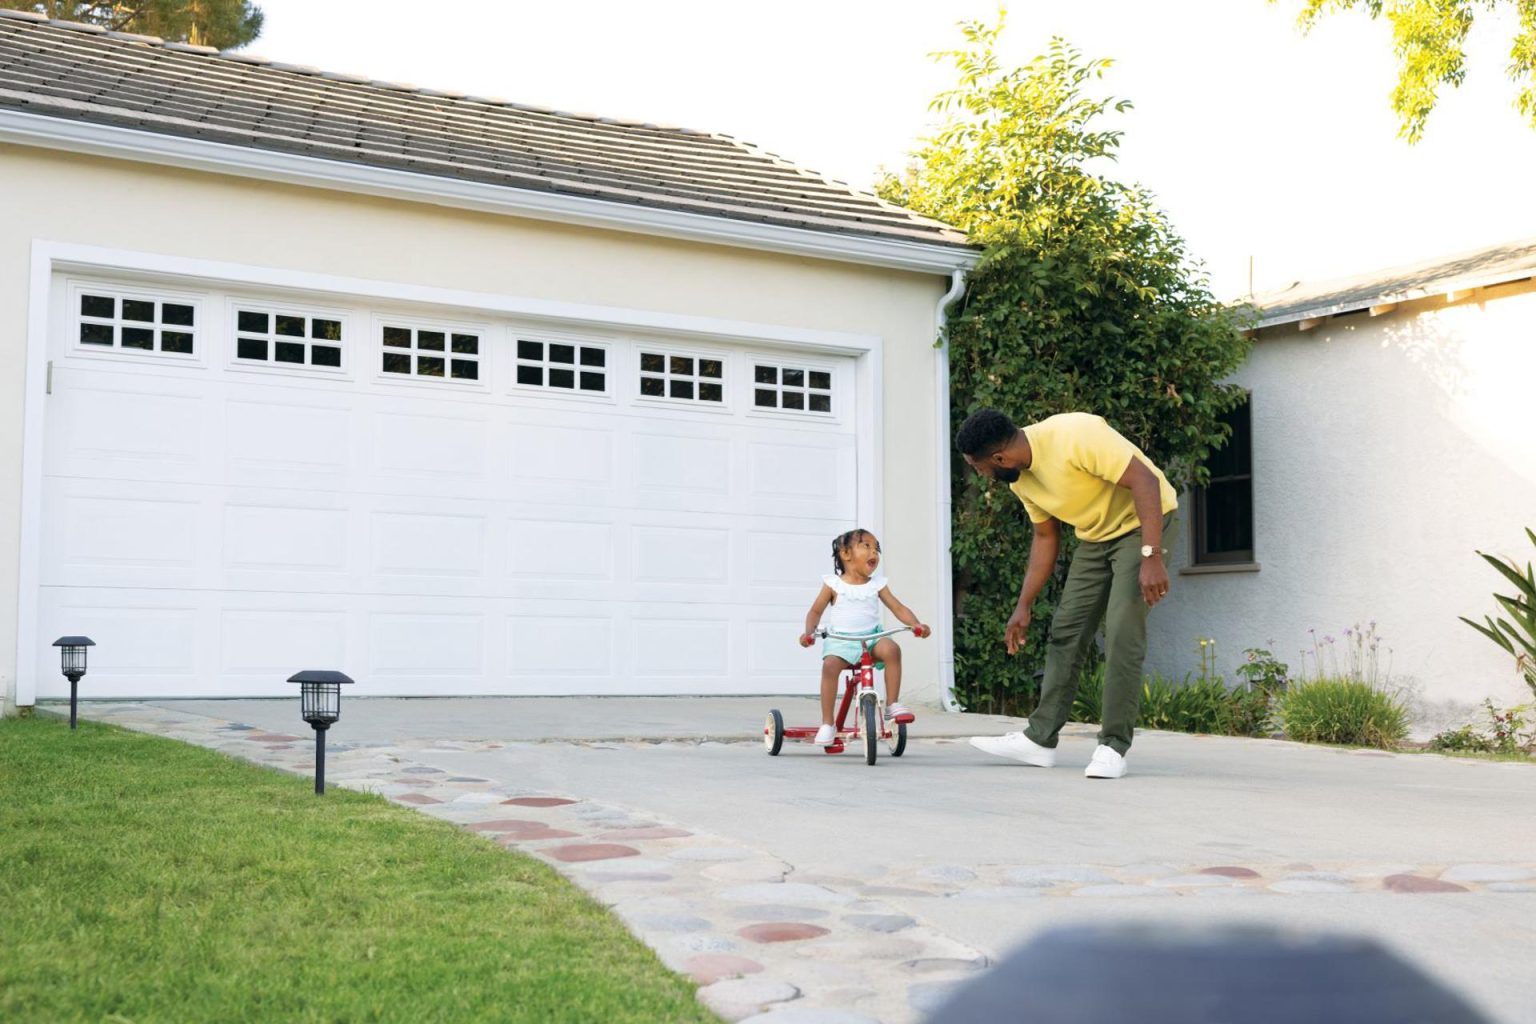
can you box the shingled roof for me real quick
[1251,235,1536,329]
[0,11,973,260]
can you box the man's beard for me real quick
[992,466,1021,484]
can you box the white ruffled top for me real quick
[821,573,888,634]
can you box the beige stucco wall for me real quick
[0,144,953,713]
[1150,279,1536,733]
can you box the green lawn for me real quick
[0,716,716,1023]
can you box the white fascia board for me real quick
[1253,268,1536,330]
[0,109,979,275]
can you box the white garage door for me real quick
[32,275,861,698]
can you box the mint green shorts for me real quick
[821,627,883,667]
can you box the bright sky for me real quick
[252,0,1536,299]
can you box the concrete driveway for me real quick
[78,697,1536,1023]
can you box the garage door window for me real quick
[382,324,480,381]
[77,291,197,356]
[639,350,724,403]
[515,338,608,394]
[753,363,832,413]
[234,308,344,369]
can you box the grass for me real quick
[0,717,717,1024]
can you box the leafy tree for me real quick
[1272,0,1536,142]
[878,14,1252,714]
[0,1,263,49]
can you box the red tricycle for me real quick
[763,625,920,766]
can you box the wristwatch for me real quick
[1140,544,1160,558]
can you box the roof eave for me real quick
[0,108,979,274]
[1254,265,1536,330]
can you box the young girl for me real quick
[799,528,930,745]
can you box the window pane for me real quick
[670,379,695,399]
[782,391,805,410]
[312,319,342,342]
[238,310,269,333]
[640,352,665,373]
[755,365,777,385]
[755,388,778,408]
[274,341,306,363]
[699,359,723,379]
[580,371,605,391]
[670,355,694,376]
[699,382,723,402]
[122,299,155,323]
[549,368,575,389]
[81,294,114,318]
[1204,479,1253,555]
[237,337,268,361]
[160,331,194,354]
[809,371,831,390]
[640,375,665,397]
[1209,401,1251,478]
[383,352,411,374]
[782,368,805,387]
[311,345,341,368]
[80,323,114,345]
[452,334,478,354]
[417,356,445,377]
[383,326,413,348]
[417,330,445,352]
[451,359,478,380]
[121,327,154,350]
[517,365,543,386]
[517,339,543,361]
[275,315,305,337]
[580,347,605,367]
[549,344,575,365]
[162,303,195,327]
[808,393,832,413]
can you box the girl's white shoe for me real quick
[814,723,837,745]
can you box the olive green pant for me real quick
[1024,515,1176,757]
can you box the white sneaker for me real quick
[813,723,836,745]
[968,731,1056,767]
[1084,745,1127,779]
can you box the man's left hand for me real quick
[1140,558,1170,606]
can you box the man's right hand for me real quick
[1004,605,1031,655]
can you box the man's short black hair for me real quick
[956,408,1018,458]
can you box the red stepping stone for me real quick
[686,954,765,985]
[737,922,830,943]
[394,794,441,805]
[503,797,577,807]
[1384,874,1469,894]
[1201,866,1262,878]
[548,843,641,863]
[596,827,692,840]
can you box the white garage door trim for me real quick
[17,240,885,704]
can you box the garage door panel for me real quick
[47,378,208,483]
[225,397,353,486]
[746,619,825,678]
[224,504,351,574]
[631,430,733,512]
[369,410,490,490]
[219,609,348,675]
[507,614,614,677]
[35,590,204,697]
[369,510,489,580]
[506,518,615,581]
[367,611,486,677]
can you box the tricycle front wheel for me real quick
[764,709,784,756]
[862,697,879,766]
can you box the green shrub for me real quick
[1427,724,1496,753]
[1460,528,1536,699]
[1276,678,1410,748]
[1070,660,1104,724]
[1140,674,1231,734]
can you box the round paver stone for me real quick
[670,847,756,862]
[1071,884,1170,897]
[1488,882,1536,893]
[1200,865,1262,878]
[843,913,915,933]
[729,905,830,922]
[738,1009,880,1024]
[737,922,830,943]
[1439,864,1536,883]
[1005,866,1114,887]
[686,953,765,984]
[720,883,851,905]
[503,797,576,807]
[798,936,925,962]
[699,977,800,1018]
[1269,880,1355,894]
[632,913,713,933]
[597,827,692,840]
[1150,874,1241,888]
[917,865,977,884]
[1384,874,1470,893]
[549,843,641,862]
[669,933,739,954]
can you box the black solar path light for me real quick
[286,670,354,795]
[52,636,95,730]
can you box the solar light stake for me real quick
[286,670,354,794]
[53,637,95,730]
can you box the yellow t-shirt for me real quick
[1009,412,1178,543]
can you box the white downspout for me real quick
[935,268,966,711]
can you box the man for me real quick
[957,409,1178,779]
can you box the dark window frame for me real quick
[1193,394,1255,566]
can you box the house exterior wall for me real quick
[1150,279,1536,732]
[0,145,952,713]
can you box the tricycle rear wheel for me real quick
[764,709,784,755]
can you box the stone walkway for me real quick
[64,701,1536,1023]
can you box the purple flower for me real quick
[1324,635,1335,644]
